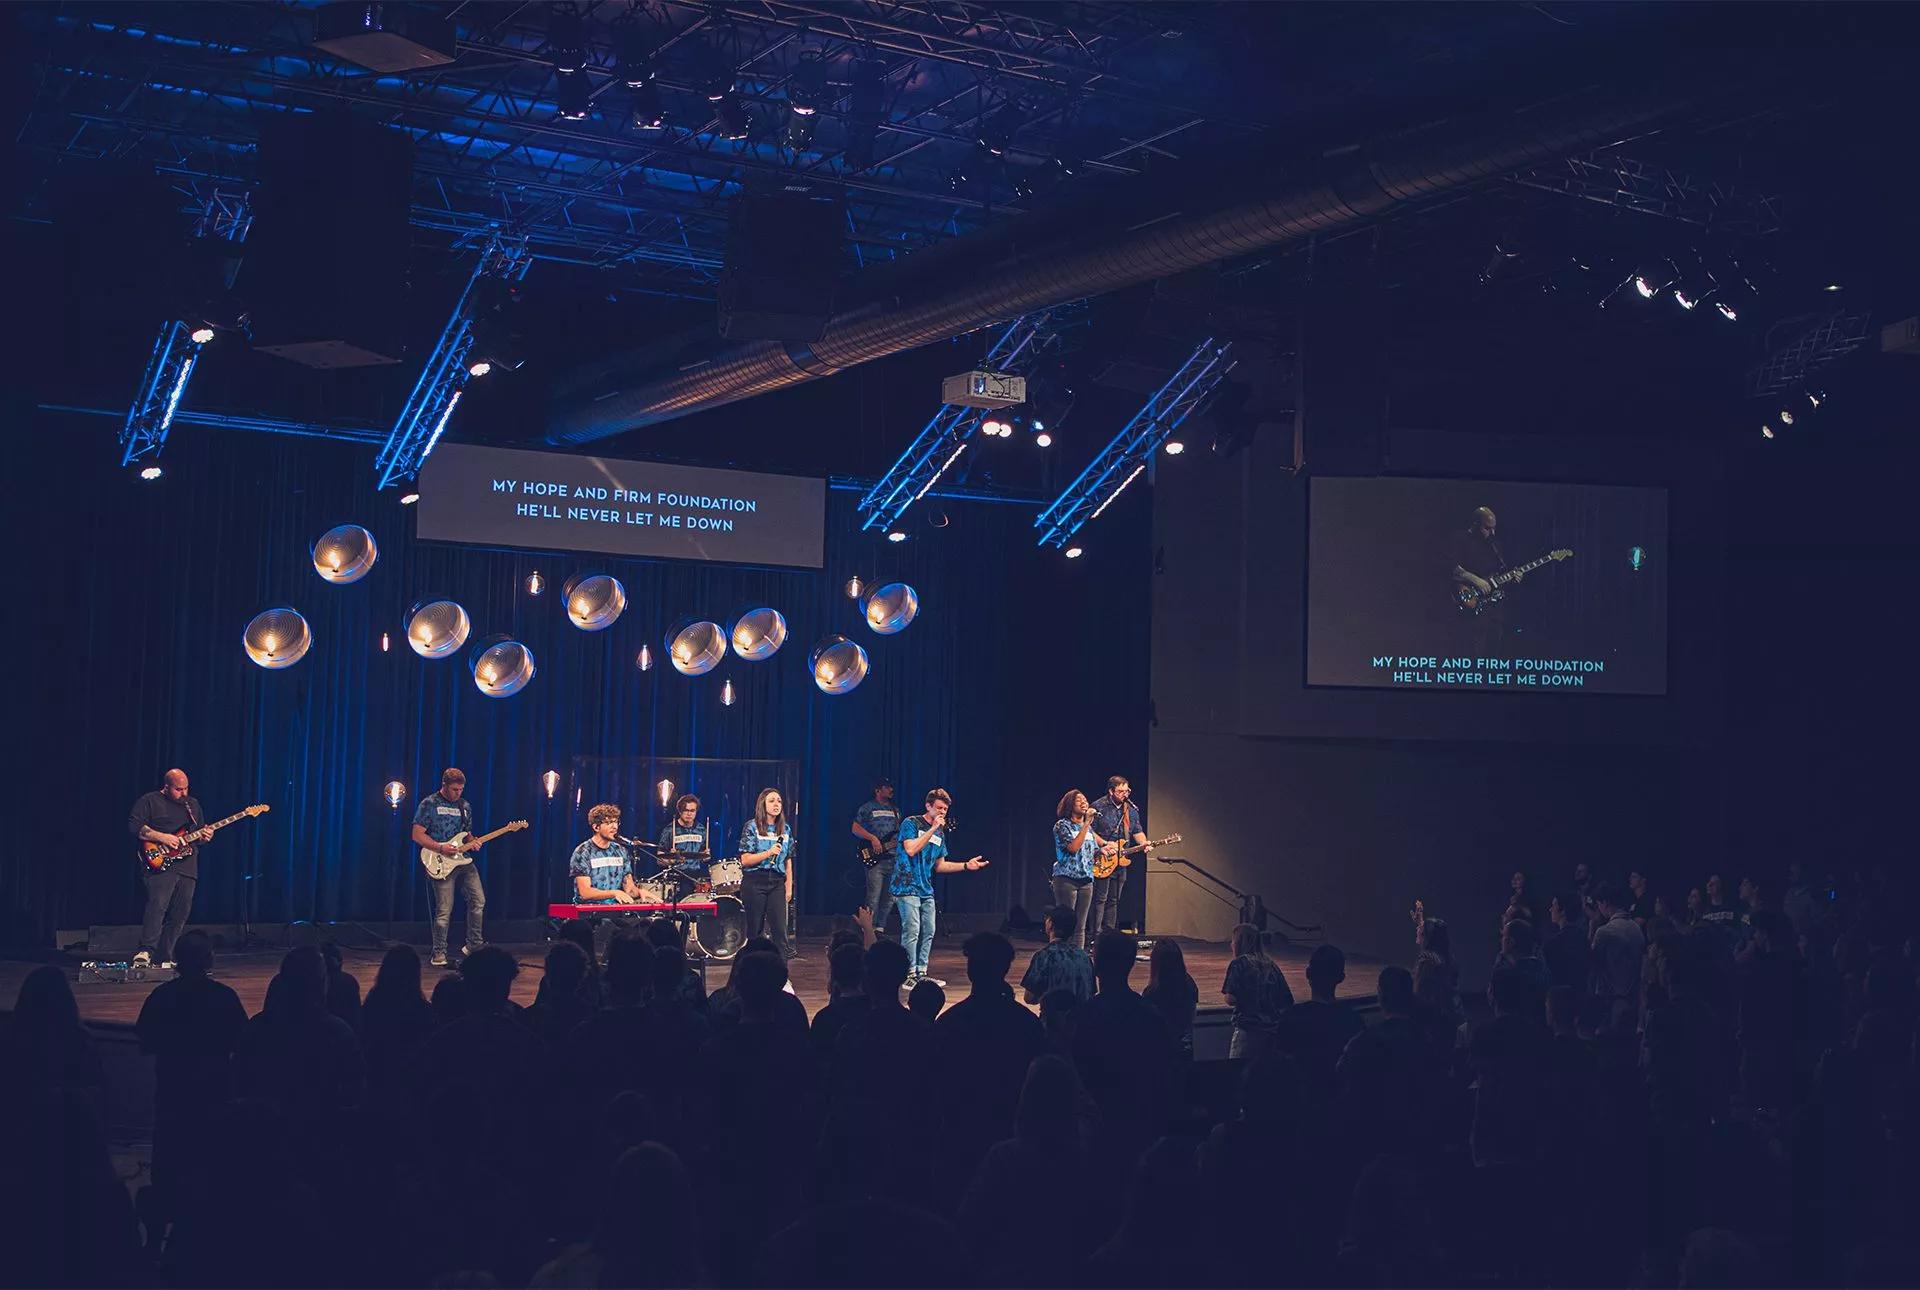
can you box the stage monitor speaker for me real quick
[717,192,842,342]
[240,111,415,368]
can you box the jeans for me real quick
[741,868,791,958]
[1049,876,1094,950]
[863,858,897,938]
[896,893,936,976]
[429,865,486,957]
[1089,865,1129,941]
[140,869,197,960]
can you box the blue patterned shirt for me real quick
[1052,817,1099,881]
[1021,940,1095,1002]
[1090,794,1145,846]
[738,822,793,876]
[568,839,633,903]
[657,823,711,874]
[854,798,902,845]
[413,792,472,845]
[891,815,947,899]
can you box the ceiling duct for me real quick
[548,80,1710,445]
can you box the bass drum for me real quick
[690,894,746,961]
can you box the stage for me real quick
[2,933,1383,1026]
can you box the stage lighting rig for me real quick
[556,72,591,121]
[716,94,752,141]
[788,57,828,117]
[631,83,667,130]
[942,370,1027,409]
[977,105,1022,158]
[548,8,587,75]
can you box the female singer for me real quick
[739,788,796,960]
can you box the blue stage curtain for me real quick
[12,422,1147,946]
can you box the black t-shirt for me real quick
[1450,527,1507,582]
[128,790,204,878]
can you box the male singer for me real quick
[1088,775,1150,941]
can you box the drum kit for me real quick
[626,844,748,960]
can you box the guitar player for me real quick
[1451,505,1517,652]
[1089,775,1150,943]
[411,767,487,967]
[127,768,210,970]
[851,777,901,938]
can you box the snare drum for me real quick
[690,894,746,961]
[706,858,743,894]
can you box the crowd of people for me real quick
[4,860,1920,1288]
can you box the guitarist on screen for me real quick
[851,777,901,938]
[1452,506,1514,651]
[411,767,488,968]
[127,769,208,970]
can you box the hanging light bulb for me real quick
[383,780,406,810]
[526,571,544,596]
[543,769,560,799]
[636,643,653,671]
[721,677,736,706]
[380,631,390,653]
[657,778,675,807]
[1778,408,1795,426]
[844,576,865,600]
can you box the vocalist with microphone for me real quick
[569,803,647,905]
[892,788,990,989]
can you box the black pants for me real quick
[141,869,197,960]
[741,868,791,957]
[1089,865,1129,941]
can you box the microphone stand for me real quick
[1152,855,1323,942]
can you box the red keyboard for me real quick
[547,901,719,918]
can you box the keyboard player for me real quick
[568,804,645,904]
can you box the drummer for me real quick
[570,804,645,904]
[656,794,712,896]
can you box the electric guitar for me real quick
[1454,548,1573,615]
[419,819,529,880]
[138,804,270,873]
[1091,833,1182,881]
[855,838,897,869]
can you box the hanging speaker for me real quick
[730,607,789,661]
[311,524,378,584]
[666,618,726,676]
[563,573,627,631]
[862,582,919,635]
[405,598,470,659]
[809,635,869,695]
[243,608,312,669]
[470,635,536,697]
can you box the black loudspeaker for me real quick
[717,192,842,342]
[240,111,415,368]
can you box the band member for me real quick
[571,804,644,904]
[1452,506,1515,650]
[127,769,209,969]
[1088,775,1150,942]
[739,788,796,961]
[657,793,711,898]
[1052,790,1108,950]
[893,788,989,989]
[852,777,902,936]
[411,768,487,967]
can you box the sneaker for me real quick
[430,952,449,968]
[902,974,920,991]
[159,961,176,971]
[131,950,151,969]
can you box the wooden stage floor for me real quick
[4,934,1383,1026]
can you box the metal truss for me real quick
[18,3,1233,300]
[1511,151,1784,237]
[119,322,208,468]
[1749,310,1873,397]
[48,404,388,445]
[858,302,1087,533]
[374,236,532,489]
[1036,337,1234,551]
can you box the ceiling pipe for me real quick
[546,80,1709,445]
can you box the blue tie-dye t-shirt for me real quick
[1052,816,1099,880]
[891,815,948,898]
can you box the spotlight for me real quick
[631,82,667,130]
[982,415,1011,437]
[1632,274,1658,300]
[470,636,537,698]
[1761,424,1776,439]
[562,573,627,631]
[636,644,653,671]
[243,608,312,670]
[808,635,870,696]
[615,22,654,88]
[1035,431,1053,448]
[548,9,586,74]
[399,491,420,505]
[666,618,727,676]
[556,72,591,121]
[705,72,734,103]
[721,677,736,707]
[1714,300,1739,322]
[383,781,406,811]
[468,359,492,378]
[863,583,919,635]
[1673,289,1701,311]
[887,530,907,543]
[139,465,164,481]
[543,770,560,799]
[1824,283,1843,292]
[1163,439,1186,456]
[843,576,866,600]
[1807,389,1824,409]
[1779,408,1795,426]
[1064,546,1084,559]
[788,56,826,116]
[526,571,544,596]
[189,325,216,344]
[311,523,378,584]
[716,93,751,141]
[730,607,790,661]
[405,599,471,659]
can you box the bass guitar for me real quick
[854,838,897,869]
[1454,548,1573,615]
[138,804,271,873]
[1091,833,1182,881]
[419,819,529,880]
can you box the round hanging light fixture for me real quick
[562,573,627,631]
[469,635,536,698]
[809,635,870,696]
[242,608,311,670]
[863,582,920,635]
[405,599,471,659]
[843,575,866,601]
[666,618,726,676]
[730,606,789,661]
[311,524,378,584]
